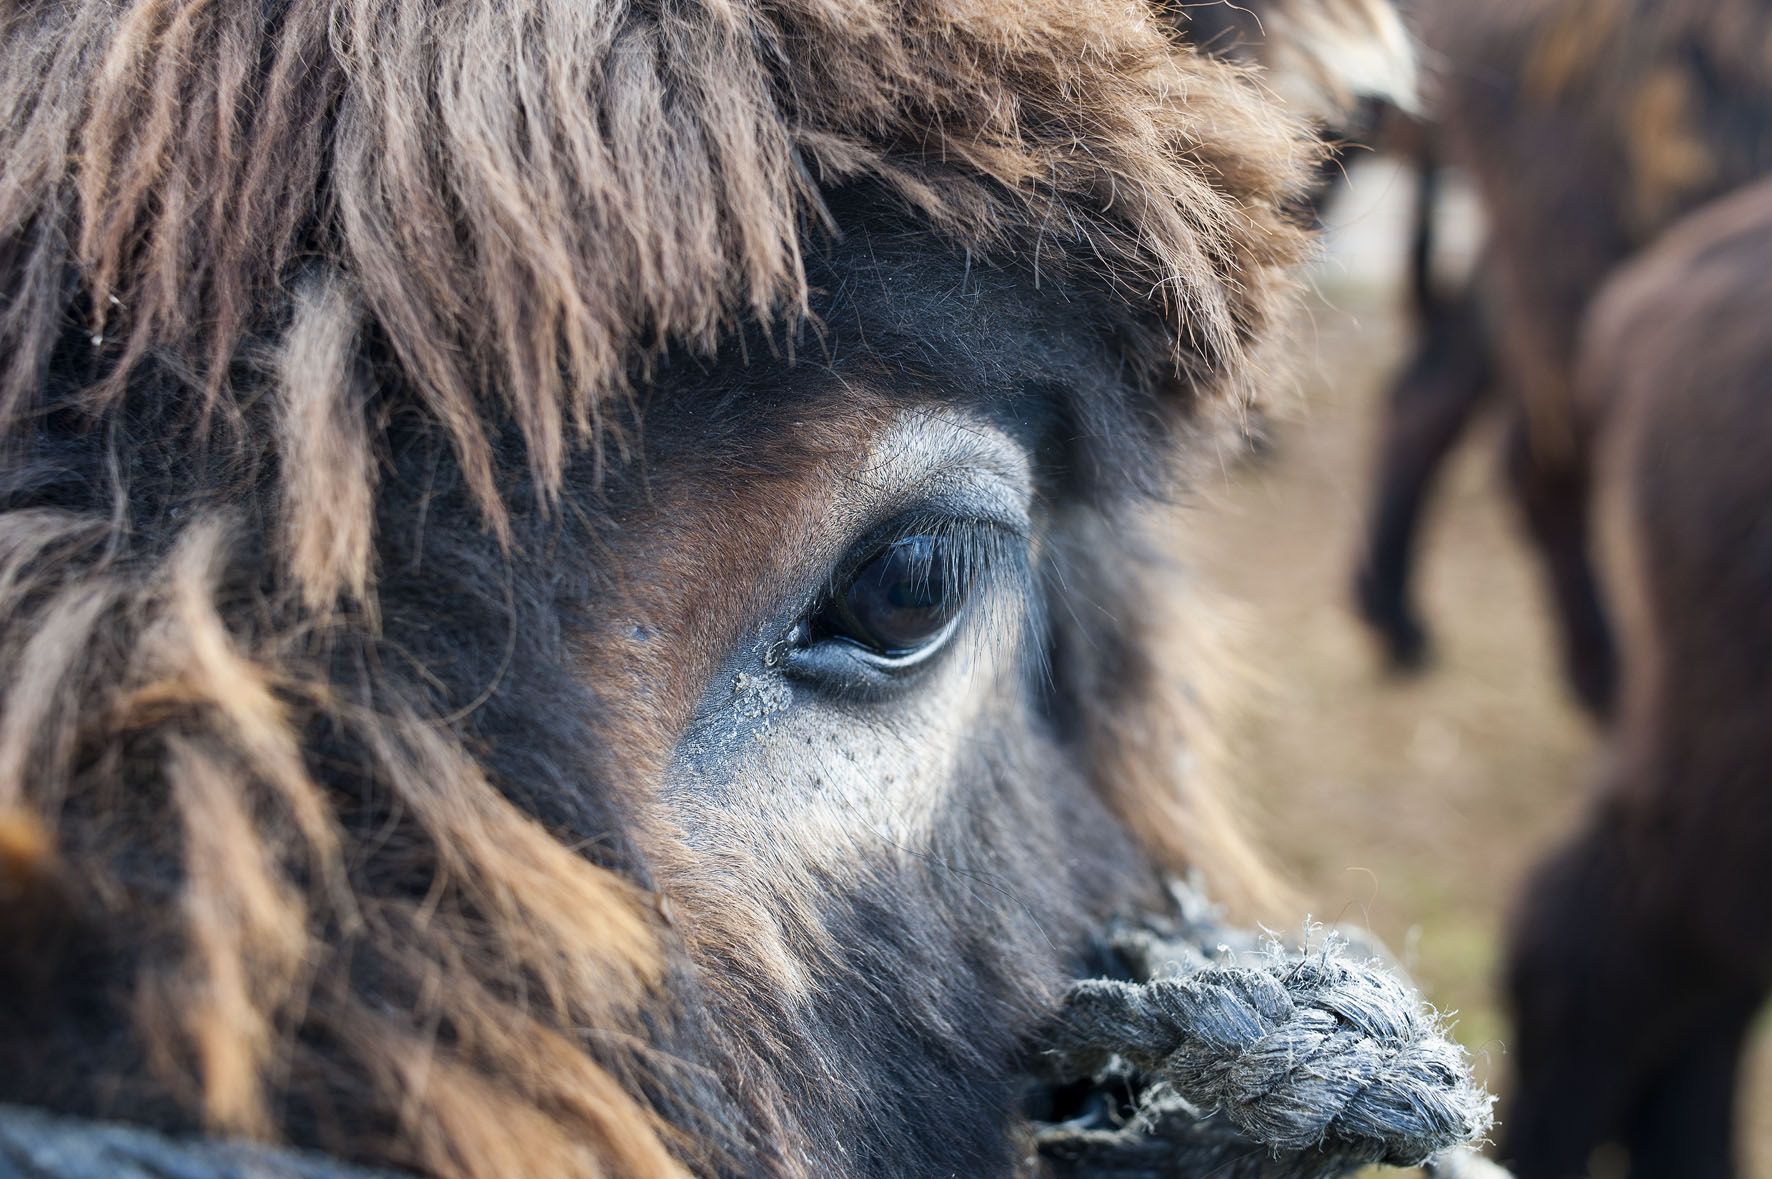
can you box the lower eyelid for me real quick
[778,610,966,702]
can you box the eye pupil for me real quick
[823,534,965,657]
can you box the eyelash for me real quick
[816,513,1025,617]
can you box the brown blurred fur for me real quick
[1503,177,1772,1179]
[1353,0,1772,717]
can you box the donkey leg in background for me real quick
[1624,984,1759,1179]
[1499,795,1757,1179]
[1351,281,1494,669]
[1501,797,1645,1179]
[1500,406,1616,719]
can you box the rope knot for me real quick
[1032,879,1499,1177]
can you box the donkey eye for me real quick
[814,535,968,663]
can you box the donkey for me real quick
[1502,176,1772,1179]
[1349,0,1772,717]
[0,0,1417,1176]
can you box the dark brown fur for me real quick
[1503,176,1772,1179]
[1350,0,1772,716]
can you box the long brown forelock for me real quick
[5,0,1311,541]
[0,0,1312,1173]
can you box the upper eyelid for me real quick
[846,426,1032,528]
[819,511,1026,597]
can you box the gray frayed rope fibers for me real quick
[1031,879,1505,1178]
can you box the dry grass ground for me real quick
[1179,162,1771,1176]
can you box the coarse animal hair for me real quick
[1351,0,1772,715]
[1500,174,1772,1179]
[0,0,1317,1174]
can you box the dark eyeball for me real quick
[817,534,967,658]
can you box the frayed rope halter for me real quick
[1030,879,1511,1179]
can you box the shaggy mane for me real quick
[4,0,1310,544]
[0,0,1313,1174]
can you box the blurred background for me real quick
[1181,159,1771,1177]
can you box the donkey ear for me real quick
[1190,0,1420,122]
